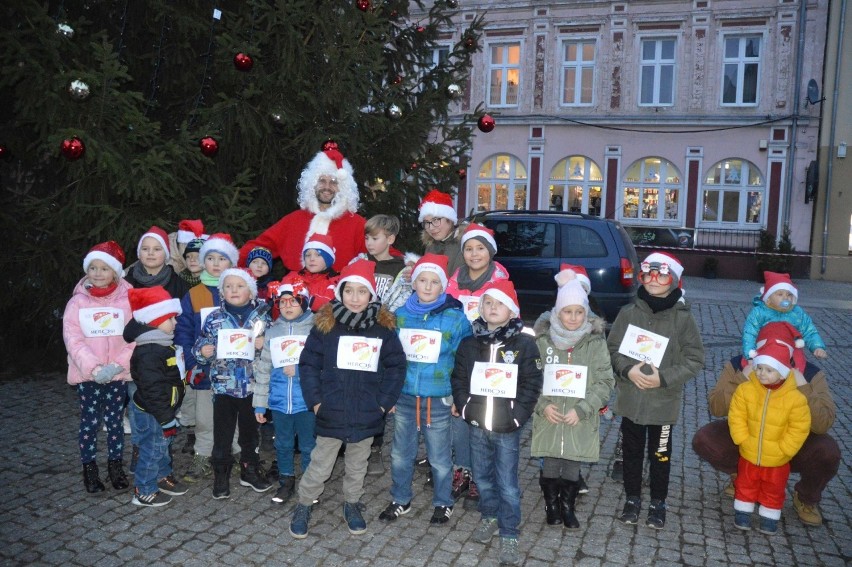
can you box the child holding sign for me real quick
[451,280,542,567]
[289,260,406,539]
[253,281,316,505]
[532,272,614,529]
[606,252,704,529]
[193,267,272,499]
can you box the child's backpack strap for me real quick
[189,285,214,313]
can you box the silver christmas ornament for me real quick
[446,0,459,8]
[67,79,91,101]
[446,83,462,99]
[57,23,75,38]
[386,104,403,120]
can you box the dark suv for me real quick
[470,210,640,324]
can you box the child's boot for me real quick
[107,459,130,491]
[734,511,752,530]
[538,473,562,525]
[239,460,272,492]
[758,513,779,535]
[559,479,581,529]
[181,429,196,454]
[82,461,105,493]
[271,476,295,504]
[212,463,231,499]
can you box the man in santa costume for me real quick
[240,146,367,273]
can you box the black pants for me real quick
[621,416,672,501]
[212,394,258,467]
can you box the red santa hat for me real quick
[751,321,805,362]
[137,225,170,258]
[642,251,684,287]
[200,233,239,266]
[753,340,793,378]
[335,259,377,302]
[760,271,798,304]
[461,223,498,257]
[83,241,125,276]
[176,219,208,244]
[481,280,520,318]
[129,286,182,327]
[297,146,359,236]
[411,253,449,291]
[218,267,258,299]
[418,189,458,225]
[555,263,591,293]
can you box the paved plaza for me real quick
[0,277,849,566]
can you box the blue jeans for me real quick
[129,403,172,496]
[390,394,453,507]
[127,381,139,447]
[271,409,316,480]
[451,415,472,469]
[470,426,522,538]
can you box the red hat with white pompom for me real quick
[129,286,182,327]
[336,259,378,302]
[298,146,359,236]
[753,340,793,378]
[642,251,684,288]
[411,253,449,290]
[176,219,208,244]
[418,190,458,225]
[83,241,125,276]
[750,321,805,362]
[481,280,520,317]
[137,225,170,258]
[461,223,498,257]
[760,271,798,304]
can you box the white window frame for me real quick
[698,158,766,228]
[620,157,683,224]
[720,34,763,107]
[431,44,451,69]
[638,37,676,106]
[486,41,522,108]
[560,38,597,106]
[476,154,529,211]
[548,156,604,216]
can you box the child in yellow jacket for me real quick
[728,335,810,535]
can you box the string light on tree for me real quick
[477,114,495,133]
[322,139,339,152]
[0,144,9,160]
[199,136,219,157]
[67,80,91,101]
[269,110,284,124]
[233,52,254,71]
[458,167,467,179]
[60,137,85,160]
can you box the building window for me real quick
[722,36,761,106]
[701,158,764,226]
[639,38,675,106]
[477,154,528,211]
[432,45,450,68]
[549,156,603,216]
[488,43,521,107]
[621,157,682,222]
[561,40,595,106]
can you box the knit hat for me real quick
[760,271,798,304]
[751,321,805,362]
[641,251,684,288]
[297,147,359,236]
[218,267,258,299]
[246,246,273,271]
[418,189,458,225]
[183,238,205,259]
[176,219,208,244]
[137,225,170,258]
[303,233,336,270]
[411,253,449,290]
[200,233,239,266]
[272,275,311,311]
[555,278,590,313]
[555,263,591,293]
[129,286,182,327]
[461,223,498,257]
[753,340,793,378]
[335,259,377,302]
[83,241,125,276]
[481,280,520,318]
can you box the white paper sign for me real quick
[470,361,518,398]
[200,306,217,328]
[543,364,587,398]
[270,335,307,368]
[399,329,442,364]
[337,336,382,372]
[617,324,669,367]
[78,307,125,337]
[216,329,255,360]
[459,295,481,322]
[174,345,186,378]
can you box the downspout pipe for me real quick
[782,0,808,230]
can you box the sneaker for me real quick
[367,446,384,476]
[577,473,589,495]
[610,459,623,481]
[157,474,188,496]
[239,462,273,492]
[343,501,367,535]
[463,479,480,511]
[183,454,211,483]
[429,505,453,525]
[793,491,822,526]
[271,477,295,504]
[734,511,752,531]
[618,497,641,525]
[758,515,778,535]
[724,473,737,498]
[498,537,521,566]
[129,445,139,474]
[472,517,499,543]
[132,488,171,507]
[379,501,411,522]
[646,499,667,529]
[451,468,471,500]
[289,503,312,539]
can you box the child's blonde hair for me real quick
[365,214,400,237]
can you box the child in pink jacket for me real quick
[63,241,135,494]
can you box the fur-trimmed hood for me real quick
[420,220,468,249]
[533,309,605,338]
[314,302,397,334]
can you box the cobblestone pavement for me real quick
[1,278,849,566]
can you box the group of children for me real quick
[63,191,829,562]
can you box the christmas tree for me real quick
[0,0,485,369]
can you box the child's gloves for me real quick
[93,364,122,384]
[599,405,614,420]
[162,419,178,438]
[185,367,205,387]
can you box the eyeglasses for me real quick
[278,297,302,307]
[638,262,673,285]
[421,217,445,229]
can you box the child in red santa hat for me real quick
[283,233,339,312]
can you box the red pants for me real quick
[735,458,789,510]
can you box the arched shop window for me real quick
[621,157,682,222]
[701,158,764,227]
[549,156,603,216]
[477,154,528,211]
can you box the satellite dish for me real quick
[806,79,824,106]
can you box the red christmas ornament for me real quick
[409,162,419,171]
[199,136,219,157]
[391,75,403,86]
[416,26,426,34]
[233,52,254,72]
[464,36,477,50]
[356,0,371,11]
[322,139,339,152]
[477,114,496,133]
[60,137,85,161]
[457,168,467,180]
